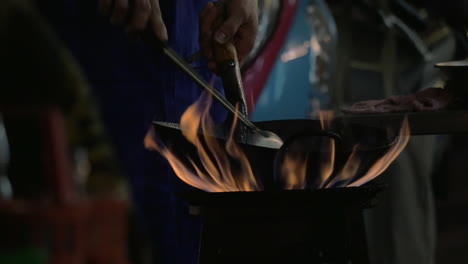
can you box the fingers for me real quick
[149,0,168,41]
[200,0,259,73]
[110,0,129,25]
[200,2,217,62]
[231,1,258,63]
[128,0,152,32]
[214,15,244,44]
[234,18,258,63]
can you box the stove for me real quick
[181,184,386,264]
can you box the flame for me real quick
[273,112,409,190]
[325,118,410,188]
[319,110,334,130]
[145,93,259,192]
[146,90,410,192]
[144,128,221,192]
[277,110,335,190]
[318,111,335,187]
[281,153,308,190]
[318,137,336,188]
[325,145,361,188]
[348,118,410,187]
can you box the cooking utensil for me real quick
[213,39,251,145]
[147,36,283,149]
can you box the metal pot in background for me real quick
[0,115,12,199]
[436,59,468,107]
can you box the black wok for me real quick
[152,118,400,190]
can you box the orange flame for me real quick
[146,91,410,192]
[349,118,410,187]
[325,145,361,188]
[281,153,308,190]
[318,136,335,188]
[319,110,334,130]
[145,93,260,192]
[261,111,409,190]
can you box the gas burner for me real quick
[181,183,386,264]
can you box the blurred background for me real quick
[1,0,468,263]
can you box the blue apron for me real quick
[40,1,225,263]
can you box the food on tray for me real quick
[343,88,452,114]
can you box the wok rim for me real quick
[153,119,399,151]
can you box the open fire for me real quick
[145,93,410,192]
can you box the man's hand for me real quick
[98,0,168,40]
[199,0,259,71]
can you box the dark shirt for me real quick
[37,1,226,263]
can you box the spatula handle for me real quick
[212,3,249,117]
[214,44,248,114]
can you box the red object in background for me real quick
[42,203,89,264]
[0,107,129,264]
[0,107,75,203]
[0,200,129,264]
[86,199,129,264]
[40,109,75,204]
[243,0,300,112]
